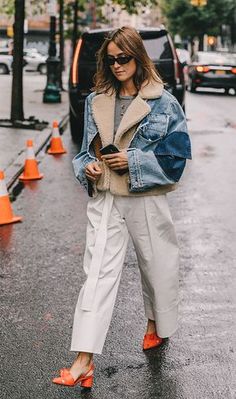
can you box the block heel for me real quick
[143,333,163,350]
[52,362,94,388]
[80,375,94,388]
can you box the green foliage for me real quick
[160,0,235,39]
[114,0,158,14]
[26,0,48,17]
[63,0,158,39]
[0,0,48,17]
[0,0,14,15]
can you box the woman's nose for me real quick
[113,60,120,68]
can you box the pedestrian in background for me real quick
[53,26,191,389]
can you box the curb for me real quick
[6,113,69,190]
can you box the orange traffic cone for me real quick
[19,140,44,181]
[0,170,22,225]
[47,120,67,155]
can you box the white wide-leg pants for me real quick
[71,191,179,354]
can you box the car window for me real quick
[79,32,173,63]
[0,51,11,55]
[80,37,105,63]
[143,36,173,60]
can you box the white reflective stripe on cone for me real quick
[80,191,114,312]
[0,179,8,196]
[52,127,60,138]
[26,147,35,160]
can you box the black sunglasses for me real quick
[106,55,133,66]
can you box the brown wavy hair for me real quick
[93,26,163,94]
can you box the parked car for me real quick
[0,48,13,74]
[23,48,47,74]
[69,27,185,144]
[188,51,236,93]
[0,54,12,74]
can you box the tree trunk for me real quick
[59,0,65,90]
[72,0,78,54]
[231,6,236,49]
[11,0,25,122]
[198,34,204,51]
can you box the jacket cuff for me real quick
[72,152,97,191]
[127,149,174,192]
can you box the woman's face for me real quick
[106,41,137,84]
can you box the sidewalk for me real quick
[0,73,69,189]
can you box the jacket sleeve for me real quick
[72,95,97,194]
[127,99,191,192]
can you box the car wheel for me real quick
[0,63,9,74]
[70,109,83,148]
[190,86,196,93]
[38,64,47,75]
[224,88,230,95]
[189,79,197,93]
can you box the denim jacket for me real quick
[72,80,191,197]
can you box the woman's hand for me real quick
[85,162,102,182]
[101,150,129,171]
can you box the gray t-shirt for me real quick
[114,95,135,136]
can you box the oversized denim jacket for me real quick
[72,82,191,196]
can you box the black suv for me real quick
[69,27,185,144]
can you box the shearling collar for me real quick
[138,79,163,99]
[91,80,163,146]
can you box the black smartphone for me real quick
[100,144,127,175]
[100,144,120,155]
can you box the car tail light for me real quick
[196,66,210,73]
[71,38,82,86]
[231,67,236,74]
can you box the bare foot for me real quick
[69,352,93,380]
[146,319,157,335]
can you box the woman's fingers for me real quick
[85,153,128,181]
[101,151,128,170]
[107,161,127,168]
[85,162,102,182]
[93,163,102,172]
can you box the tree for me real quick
[0,0,14,15]
[11,0,25,122]
[114,0,158,14]
[59,0,65,89]
[0,0,48,128]
[160,0,235,48]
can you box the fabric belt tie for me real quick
[80,191,114,311]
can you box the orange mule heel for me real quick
[52,363,94,388]
[143,333,163,350]
[80,375,94,388]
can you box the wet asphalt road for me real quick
[1,90,236,399]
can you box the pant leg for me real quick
[71,193,129,354]
[124,195,179,338]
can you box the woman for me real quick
[53,26,191,389]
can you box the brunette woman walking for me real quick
[52,26,191,389]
